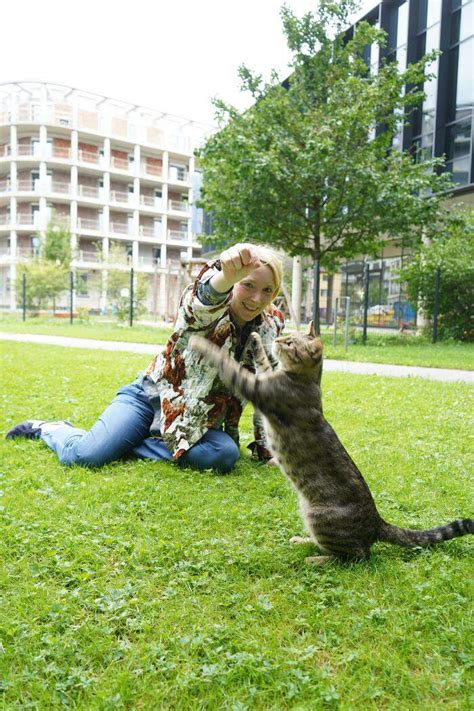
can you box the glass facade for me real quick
[445,0,473,185]
[359,0,473,187]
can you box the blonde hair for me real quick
[254,245,283,297]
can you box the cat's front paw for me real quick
[249,332,263,350]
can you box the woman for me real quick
[7,244,284,473]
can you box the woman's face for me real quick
[230,264,277,325]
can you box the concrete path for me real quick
[1,331,473,384]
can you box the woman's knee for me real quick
[205,437,240,473]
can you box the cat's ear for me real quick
[306,321,316,338]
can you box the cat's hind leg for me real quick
[289,535,313,544]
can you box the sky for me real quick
[4,0,377,128]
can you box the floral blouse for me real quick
[143,260,285,461]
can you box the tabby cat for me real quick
[190,323,473,564]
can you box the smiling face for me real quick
[230,264,277,325]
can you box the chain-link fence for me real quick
[339,257,416,332]
[14,264,193,325]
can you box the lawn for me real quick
[0,342,472,708]
[1,312,473,370]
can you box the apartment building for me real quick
[0,81,213,315]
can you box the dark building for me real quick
[335,0,473,329]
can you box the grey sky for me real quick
[5,0,376,126]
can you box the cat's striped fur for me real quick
[190,323,473,563]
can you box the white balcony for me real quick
[75,250,102,264]
[0,214,10,225]
[139,225,162,239]
[50,146,71,160]
[0,145,11,159]
[17,213,37,225]
[111,156,130,171]
[109,221,131,235]
[110,190,131,204]
[16,144,36,158]
[17,179,38,193]
[140,163,162,179]
[167,229,188,242]
[140,194,162,210]
[78,184,101,200]
[168,199,190,213]
[0,179,11,193]
[78,149,101,165]
[17,247,36,259]
[77,217,101,232]
[51,181,71,195]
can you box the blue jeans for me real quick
[40,377,240,473]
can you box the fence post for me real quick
[432,267,441,344]
[362,262,370,344]
[22,272,26,321]
[344,296,350,351]
[333,297,338,348]
[129,267,134,327]
[69,271,74,324]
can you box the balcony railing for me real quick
[110,190,131,204]
[17,179,37,192]
[51,146,71,160]
[76,250,102,263]
[139,225,162,238]
[168,200,189,213]
[109,221,131,235]
[140,163,162,178]
[78,184,101,199]
[17,247,36,259]
[0,145,10,158]
[78,149,101,165]
[77,217,101,231]
[51,181,71,194]
[17,144,36,157]
[0,214,10,225]
[140,194,163,209]
[17,213,37,225]
[111,156,130,171]
[0,179,11,193]
[167,229,188,242]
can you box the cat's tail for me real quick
[378,518,473,548]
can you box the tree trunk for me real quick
[312,260,321,335]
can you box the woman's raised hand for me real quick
[212,243,261,292]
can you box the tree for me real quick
[196,0,453,332]
[400,209,474,341]
[106,243,148,322]
[16,220,72,312]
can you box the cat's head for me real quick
[272,321,323,375]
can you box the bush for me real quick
[401,211,474,342]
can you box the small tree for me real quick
[106,243,148,322]
[197,0,453,332]
[16,220,72,312]
[400,210,474,341]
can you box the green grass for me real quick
[1,342,472,708]
[1,312,474,370]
